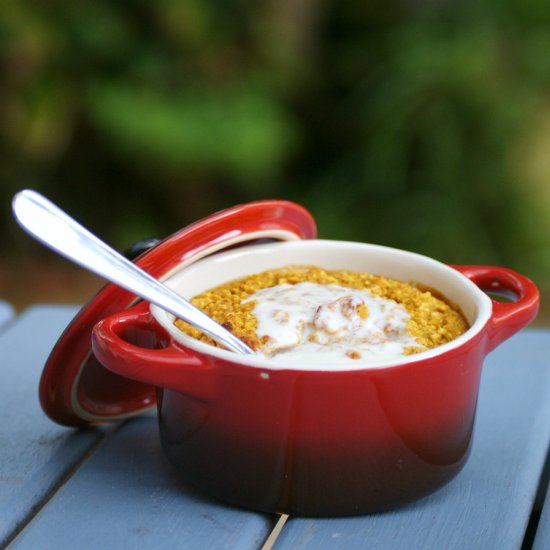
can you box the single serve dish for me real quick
[92,239,539,516]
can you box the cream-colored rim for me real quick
[152,239,493,372]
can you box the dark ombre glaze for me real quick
[156,338,484,516]
[92,236,539,516]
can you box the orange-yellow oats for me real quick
[174,266,468,353]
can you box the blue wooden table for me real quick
[1,302,550,549]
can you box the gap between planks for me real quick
[261,514,290,550]
[521,439,550,549]
[4,425,119,548]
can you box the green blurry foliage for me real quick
[1,0,550,290]
[88,82,297,184]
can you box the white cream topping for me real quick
[244,282,425,364]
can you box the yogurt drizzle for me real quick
[244,282,425,365]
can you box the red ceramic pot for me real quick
[92,240,539,516]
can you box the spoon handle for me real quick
[12,189,253,355]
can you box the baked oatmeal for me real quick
[174,266,469,363]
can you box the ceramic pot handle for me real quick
[451,265,539,353]
[92,302,216,399]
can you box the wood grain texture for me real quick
[11,415,274,549]
[2,306,549,550]
[0,306,109,547]
[273,329,550,550]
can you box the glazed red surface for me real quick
[40,200,316,427]
[92,264,539,515]
[155,343,484,515]
[451,265,540,352]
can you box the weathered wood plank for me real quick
[5,308,549,549]
[273,329,550,550]
[0,306,109,547]
[11,414,274,549]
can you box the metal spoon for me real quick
[12,189,254,355]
